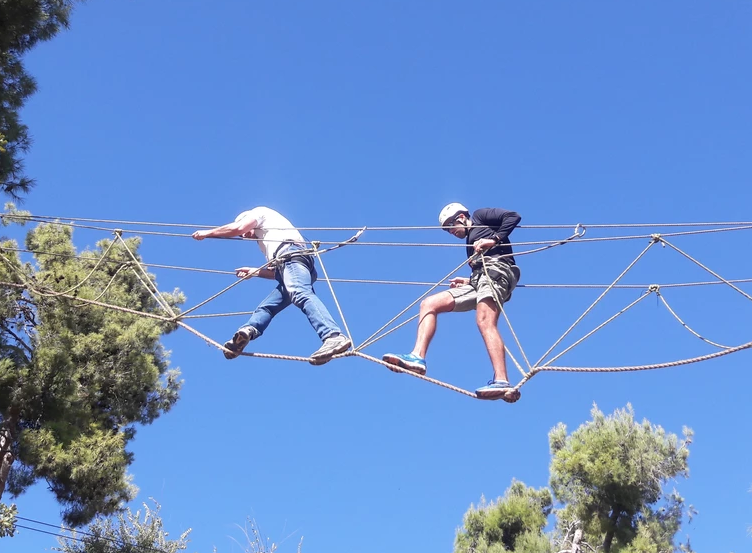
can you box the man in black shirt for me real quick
[383,203,522,402]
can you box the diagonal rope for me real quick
[178,273,254,318]
[73,262,132,307]
[114,232,178,317]
[354,255,472,351]
[480,254,531,375]
[538,289,655,369]
[533,238,658,368]
[311,242,354,343]
[657,290,730,349]
[659,237,752,302]
[356,314,419,351]
[41,237,119,297]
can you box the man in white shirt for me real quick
[192,207,351,364]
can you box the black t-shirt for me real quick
[465,207,522,265]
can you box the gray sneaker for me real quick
[223,326,259,360]
[309,334,352,365]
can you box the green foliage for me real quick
[55,500,191,553]
[454,405,695,553]
[549,404,692,552]
[454,480,553,553]
[0,502,17,538]
[0,217,184,526]
[0,0,79,198]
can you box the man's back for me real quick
[237,206,306,261]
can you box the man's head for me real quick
[439,203,471,239]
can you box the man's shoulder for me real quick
[237,206,282,219]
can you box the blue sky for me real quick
[5,1,752,551]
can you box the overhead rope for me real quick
[6,214,752,249]
[8,213,752,231]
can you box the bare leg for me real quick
[476,298,508,382]
[412,291,455,358]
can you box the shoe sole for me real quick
[309,339,352,366]
[223,330,252,360]
[476,387,521,403]
[382,354,427,376]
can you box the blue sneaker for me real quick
[382,352,427,375]
[475,380,520,403]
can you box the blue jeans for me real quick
[244,245,341,341]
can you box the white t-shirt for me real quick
[235,207,306,261]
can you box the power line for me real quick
[16,516,175,553]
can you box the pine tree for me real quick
[0,214,184,526]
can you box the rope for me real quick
[537,340,752,372]
[0,281,174,323]
[114,233,178,317]
[10,213,752,231]
[312,242,354,343]
[7,238,118,298]
[354,256,471,351]
[5,246,752,289]
[539,289,654,368]
[356,314,419,352]
[533,238,658,368]
[480,254,531,375]
[73,262,131,307]
[352,351,478,399]
[657,290,730,349]
[659,237,752,303]
[9,215,752,248]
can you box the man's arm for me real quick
[192,213,259,240]
[476,208,522,243]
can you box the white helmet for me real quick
[438,203,469,226]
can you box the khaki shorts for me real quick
[448,259,519,312]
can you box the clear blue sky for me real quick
[6,1,752,551]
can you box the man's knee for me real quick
[476,300,499,328]
[421,292,455,314]
[288,287,314,307]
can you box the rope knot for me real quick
[648,284,660,293]
[650,233,661,242]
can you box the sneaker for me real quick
[381,353,427,376]
[309,334,352,365]
[223,326,259,360]
[475,380,520,403]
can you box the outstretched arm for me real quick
[192,213,259,240]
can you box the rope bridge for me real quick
[2,213,751,403]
